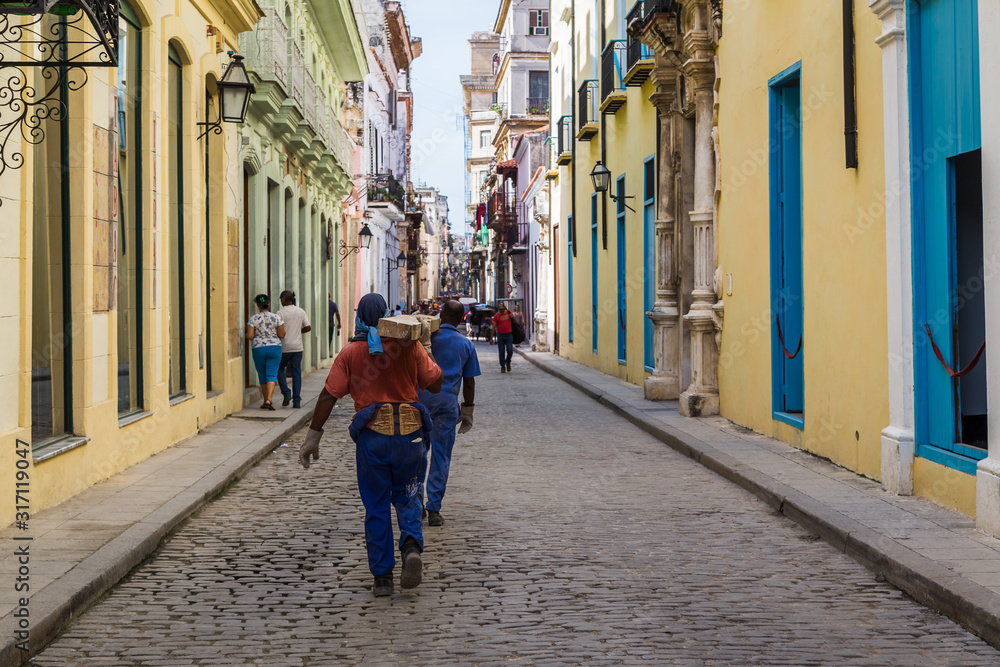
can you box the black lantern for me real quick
[217,55,255,124]
[590,161,612,193]
[340,223,374,266]
[358,223,374,249]
[591,160,635,212]
[198,54,255,139]
[396,250,407,266]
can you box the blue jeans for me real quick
[351,406,429,577]
[425,410,459,512]
[497,333,514,368]
[251,345,282,384]
[277,351,303,403]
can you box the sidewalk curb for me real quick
[517,349,1000,649]
[2,399,317,667]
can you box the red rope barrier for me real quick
[775,315,802,360]
[924,324,986,378]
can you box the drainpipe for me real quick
[600,0,608,250]
[843,0,858,169]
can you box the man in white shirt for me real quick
[276,290,311,408]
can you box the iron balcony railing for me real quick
[602,40,627,101]
[487,188,518,230]
[368,172,405,210]
[626,33,654,73]
[238,11,288,90]
[526,96,549,115]
[547,136,559,173]
[577,80,599,134]
[505,220,529,252]
[289,39,305,105]
[557,115,573,161]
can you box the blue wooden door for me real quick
[617,175,627,364]
[909,0,985,471]
[770,66,804,421]
[568,215,574,343]
[592,195,599,353]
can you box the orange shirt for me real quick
[325,339,443,413]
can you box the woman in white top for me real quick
[246,294,286,410]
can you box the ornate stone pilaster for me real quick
[679,48,720,417]
[644,80,681,400]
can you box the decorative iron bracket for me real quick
[0,3,120,185]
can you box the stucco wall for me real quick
[716,0,888,479]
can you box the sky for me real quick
[404,0,498,238]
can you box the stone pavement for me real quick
[25,343,1000,665]
[517,346,1000,650]
[0,371,331,667]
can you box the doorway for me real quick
[951,149,987,448]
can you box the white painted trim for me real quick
[978,0,1000,533]
[869,0,915,494]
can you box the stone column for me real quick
[642,26,681,400]
[870,0,915,496]
[976,0,1000,534]
[679,49,720,417]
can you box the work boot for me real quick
[506,363,511,372]
[373,575,393,597]
[399,537,422,589]
[292,401,300,409]
[282,394,291,407]
[500,366,506,373]
[427,510,444,527]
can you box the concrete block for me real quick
[376,315,440,340]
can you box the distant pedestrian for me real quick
[246,294,285,410]
[512,304,525,348]
[300,293,443,597]
[277,290,311,409]
[328,294,342,348]
[493,303,514,373]
[468,305,481,340]
[418,301,481,527]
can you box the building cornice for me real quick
[206,0,264,35]
[494,0,512,35]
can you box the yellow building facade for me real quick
[715,1,893,486]
[551,0,658,385]
[0,0,365,528]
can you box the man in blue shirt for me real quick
[418,300,481,526]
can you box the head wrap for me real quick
[352,293,389,355]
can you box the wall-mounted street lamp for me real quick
[387,250,407,273]
[198,54,255,140]
[590,160,635,212]
[339,223,373,266]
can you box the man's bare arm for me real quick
[310,388,338,431]
[462,377,476,406]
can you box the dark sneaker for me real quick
[373,575,393,597]
[399,539,422,589]
[427,510,444,527]
[292,402,300,409]
[500,366,506,373]
[282,394,291,407]
[506,364,512,372]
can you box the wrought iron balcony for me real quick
[625,1,669,85]
[557,115,573,165]
[487,188,518,232]
[601,40,628,113]
[239,11,288,90]
[576,80,599,141]
[367,172,405,211]
[526,96,549,116]
[505,220,529,254]
[546,136,559,179]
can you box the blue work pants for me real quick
[497,333,514,367]
[277,351,303,403]
[355,427,427,576]
[425,410,459,512]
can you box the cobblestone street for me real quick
[32,343,1000,665]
